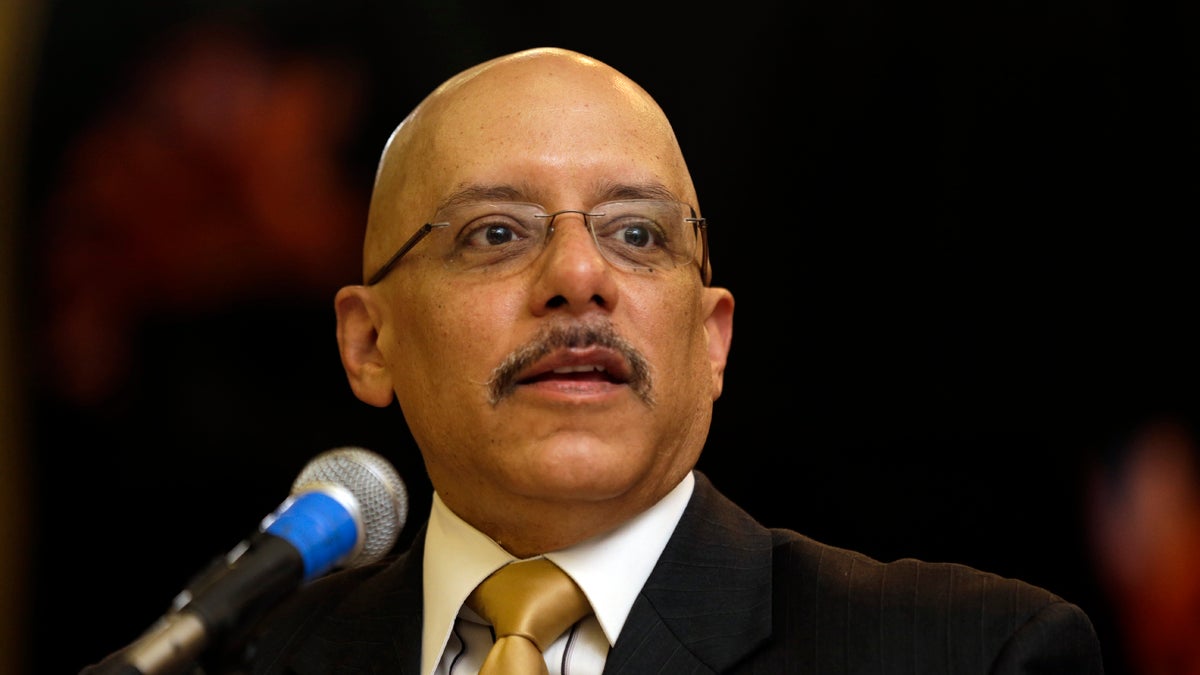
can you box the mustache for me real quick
[487,322,654,407]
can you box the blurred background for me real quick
[3,1,1198,673]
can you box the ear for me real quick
[335,285,395,408]
[701,287,735,400]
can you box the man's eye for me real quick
[483,225,516,246]
[618,224,653,248]
[599,217,663,249]
[460,216,529,248]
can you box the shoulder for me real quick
[764,527,1103,673]
[769,526,1058,610]
[682,473,1103,673]
[689,471,1078,618]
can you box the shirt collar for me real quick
[420,471,695,675]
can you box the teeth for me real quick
[551,364,606,374]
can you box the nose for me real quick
[529,212,619,315]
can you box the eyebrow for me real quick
[435,181,683,212]
[438,184,525,210]
[593,181,681,203]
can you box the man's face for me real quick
[343,52,733,542]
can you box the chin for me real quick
[511,438,653,503]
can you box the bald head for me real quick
[335,47,733,555]
[362,47,698,280]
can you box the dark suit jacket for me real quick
[92,471,1107,674]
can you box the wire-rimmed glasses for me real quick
[365,199,710,286]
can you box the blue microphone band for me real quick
[263,491,360,581]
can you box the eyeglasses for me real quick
[365,199,710,286]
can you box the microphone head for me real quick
[290,447,408,568]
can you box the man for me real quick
[88,47,1104,674]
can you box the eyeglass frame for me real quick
[364,201,711,287]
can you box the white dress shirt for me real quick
[422,472,695,675]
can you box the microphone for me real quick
[112,447,408,675]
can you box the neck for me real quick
[469,500,649,558]
[438,475,689,558]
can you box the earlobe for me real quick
[335,285,395,408]
[702,287,735,400]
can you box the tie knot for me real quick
[466,558,592,653]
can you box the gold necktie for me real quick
[466,558,592,674]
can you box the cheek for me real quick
[629,283,710,387]
[386,283,522,408]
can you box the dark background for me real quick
[12,1,1199,673]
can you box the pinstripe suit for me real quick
[208,471,1105,674]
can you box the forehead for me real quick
[414,58,690,209]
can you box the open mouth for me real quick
[515,350,631,387]
[487,322,655,407]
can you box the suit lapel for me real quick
[604,472,774,674]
